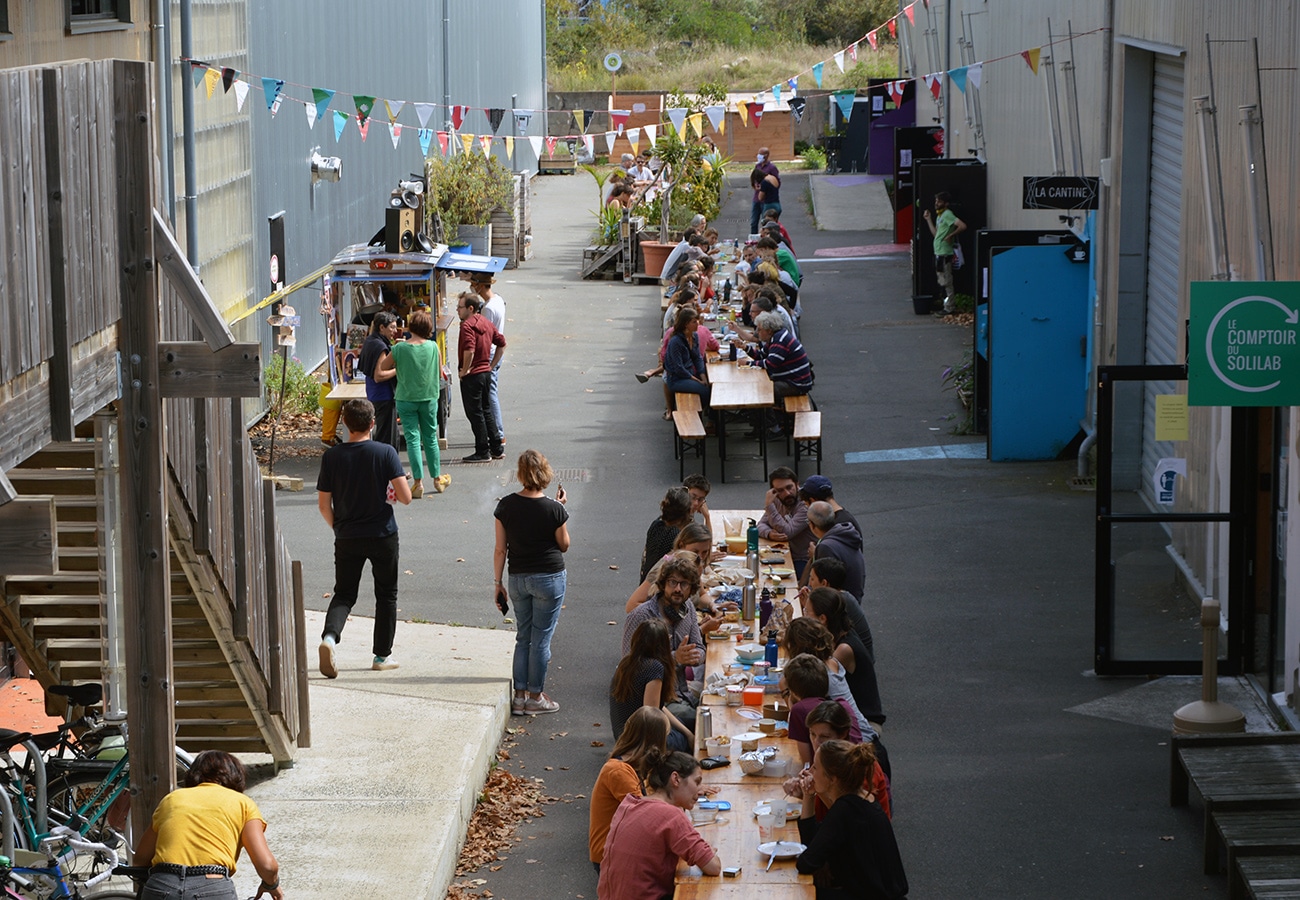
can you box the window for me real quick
[68,0,131,34]
[0,3,9,38]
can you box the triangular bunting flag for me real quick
[418,128,433,156]
[415,103,435,129]
[583,134,594,157]
[812,63,824,88]
[1021,48,1041,75]
[833,51,846,73]
[772,84,781,105]
[849,42,858,62]
[488,108,505,134]
[389,123,402,149]
[304,101,317,129]
[436,131,449,155]
[479,135,493,156]
[644,123,658,145]
[528,135,544,158]
[867,30,879,50]
[313,88,335,124]
[203,67,221,99]
[888,80,904,107]
[905,2,916,25]
[270,94,282,118]
[357,115,371,142]
[513,109,534,136]
[353,95,376,125]
[967,63,983,90]
[221,68,238,93]
[262,77,284,111]
[332,109,347,142]
[580,109,594,133]
[505,136,514,158]
[924,73,942,100]
[452,105,467,130]
[627,127,640,155]
[233,80,249,111]
[604,131,616,154]
[385,99,405,123]
[788,76,798,94]
[191,62,207,88]
[610,109,630,135]
[460,133,474,155]
[887,18,897,38]
[572,109,586,133]
[833,90,855,121]
[737,101,749,127]
[949,66,969,93]
[688,113,703,139]
[544,136,558,159]
[751,104,764,127]
[704,105,725,132]
[788,97,806,123]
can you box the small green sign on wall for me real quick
[1188,282,1300,406]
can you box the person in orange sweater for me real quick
[588,707,670,871]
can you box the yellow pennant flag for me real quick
[203,67,221,99]
[505,136,515,158]
[479,135,493,155]
[460,133,474,155]
[737,101,748,127]
[1022,47,1041,75]
[719,113,726,135]
[688,113,703,139]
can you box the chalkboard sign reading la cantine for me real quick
[1022,176,1099,210]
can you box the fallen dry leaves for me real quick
[446,765,551,899]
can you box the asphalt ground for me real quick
[269,169,1225,898]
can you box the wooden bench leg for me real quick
[1170,743,1190,806]
[1205,808,1221,875]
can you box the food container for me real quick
[725,535,748,555]
[735,643,765,663]
[762,757,788,778]
[705,736,732,758]
[725,685,744,706]
[742,686,765,707]
[690,806,717,825]
[757,717,777,734]
[762,702,789,722]
[734,732,764,752]
[738,752,766,775]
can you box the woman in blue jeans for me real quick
[494,449,570,715]
[663,307,711,412]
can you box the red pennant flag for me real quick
[904,3,915,25]
[452,105,466,129]
[544,136,558,158]
[357,115,371,141]
[888,18,897,38]
[436,130,449,155]
[888,81,904,107]
[610,109,630,133]
[925,73,942,100]
[751,104,764,127]
[867,30,878,50]
[849,42,858,62]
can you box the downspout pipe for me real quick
[179,0,199,267]
[153,0,174,223]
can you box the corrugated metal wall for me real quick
[247,0,547,374]
[907,0,1110,228]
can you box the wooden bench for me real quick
[1234,856,1300,900]
[783,394,813,413]
[1208,810,1300,895]
[674,392,703,414]
[793,411,822,476]
[672,411,707,480]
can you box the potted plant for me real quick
[424,152,514,252]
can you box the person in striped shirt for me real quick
[748,310,813,401]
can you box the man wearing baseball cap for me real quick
[799,475,861,538]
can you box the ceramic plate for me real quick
[757,841,806,859]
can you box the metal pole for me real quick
[442,0,452,130]
[1193,96,1229,280]
[1043,20,1066,176]
[1204,33,1232,277]
[1239,104,1274,281]
[178,0,199,267]
[154,0,174,223]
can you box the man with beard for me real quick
[758,466,813,578]
[622,556,705,730]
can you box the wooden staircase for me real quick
[0,441,292,760]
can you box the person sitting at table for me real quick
[801,584,884,729]
[623,557,706,730]
[597,750,722,900]
[783,633,874,747]
[796,740,908,900]
[661,229,705,288]
[803,558,875,659]
[607,182,636,209]
[589,707,671,873]
[808,501,866,603]
[683,474,712,533]
[698,256,717,306]
[747,311,812,437]
[610,619,694,752]
[758,466,814,577]
[764,207,794,253]
[734,243,760,284]
[760,227,802,287]
[784,700,891,820]
[640,487,693,582]
[663,308,711,417]
[626,524,717,614]
[735,287,797,343]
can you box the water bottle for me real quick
[765,629,779,669]
[759,587,773,630]
[741,571,756,621]
[699,707,713,743]
[723,278,732,306]
[747,518,759,554]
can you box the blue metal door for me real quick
[988,244,1089,460]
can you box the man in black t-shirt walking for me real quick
[316,399,412,677]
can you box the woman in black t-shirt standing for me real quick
[494,450,570,716]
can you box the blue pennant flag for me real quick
[834,90,855,121]
[949,66,969,93]
[418,128,433,157]
[261,78,284,111]
[773,83,781,105]
[787,76,797,94]
[333,109,348,142]
[812,63,824,88]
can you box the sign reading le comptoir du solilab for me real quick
[1189,282,1300,406]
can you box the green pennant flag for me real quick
[312,88,335,124]
[353,94,376,125]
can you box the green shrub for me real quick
[801,147,827,170]
[793,140,812,156]
[265,353,320,417]
[425,153,514,243]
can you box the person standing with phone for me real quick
[494,450,570,716]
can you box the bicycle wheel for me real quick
[47,752,190,851]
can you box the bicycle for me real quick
[0,827,136,900]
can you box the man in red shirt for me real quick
[455,292,507,461]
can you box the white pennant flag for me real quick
[304,100,318,130]
[967,63,983,90]
[604,131,616,153]
[703,105,725,132]
[414,102,435,129]
[627,126,641,155]
[583,134,594,157]
[644,124,658,145]
[385,99,406,123]
[233,80,250,112]
[665,107,687,135]
[389,123,402,149]
[527,135,543,159]
[833,50,846,73]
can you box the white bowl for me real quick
[705,737,732,758]
[735,643,765,662]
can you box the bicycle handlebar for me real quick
[41,825,120,888]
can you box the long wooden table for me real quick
[675,514,813,899]
[705,361,775,483]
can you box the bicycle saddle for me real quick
[47,683,103,707]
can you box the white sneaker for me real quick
[319,642,337,679]
[372,656,399,671]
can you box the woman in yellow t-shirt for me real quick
[134,750,283,900]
